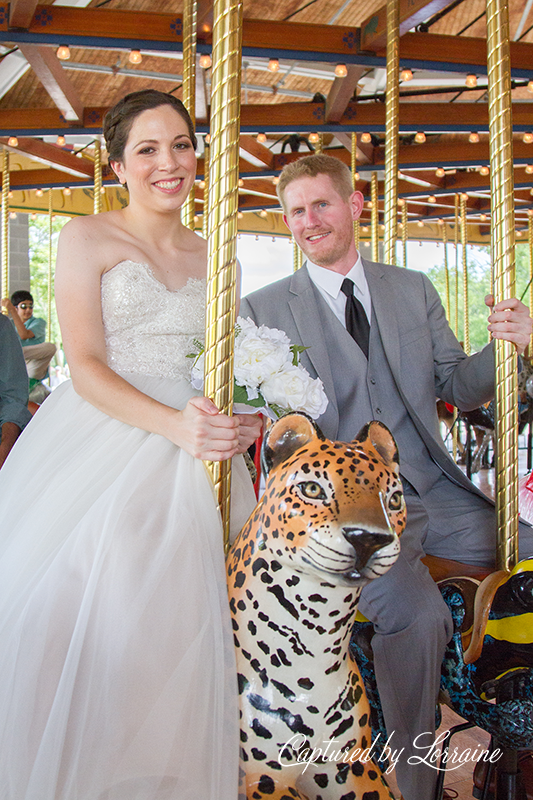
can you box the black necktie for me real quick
[340,278,370,358]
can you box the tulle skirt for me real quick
[0,373,256,800]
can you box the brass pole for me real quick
[461,193,470,355]
[93,139,102,215]
[47,190,53,340]
[1,149,8,309]
[205,0,243,550]
[454,194,460,338]
[202,139,210,240]
[529,211,533,353]
[351,133,360,251]
[371,172,379,262]
[384,0,399,266]
[442,220,451,321]
[314,134,323,156]
[182,0,197,230]
[486,0,518,570]
[293,237,299,272]
[402,201,408,268]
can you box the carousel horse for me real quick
[227,413,406,800]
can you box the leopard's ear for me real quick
[262,412,325,475]
[353,420,399,471]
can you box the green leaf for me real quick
[290,343,309,366]
[234,382,266,408]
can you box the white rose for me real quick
[234,333,292,389]
[302,377,329,419]
[261,365,311,412]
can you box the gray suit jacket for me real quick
[239,258,496,500]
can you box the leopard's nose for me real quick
[342,528,395,569]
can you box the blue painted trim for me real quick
[1,30,185,52]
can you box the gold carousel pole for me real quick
[486,0,518,571]
[182,0,197,230]
[401,200,408,268]
[441,219,451,322]
[315,133,323,156]
[454,194,460,338]
[1,149,9,309]
[461,194,470,356]
[529,210,533,353]
[384,0,399,266]
[47,190,53,340]
[371,171,379,262]
[202,137,210,240]
[351,133,360,251]
[93,139,102,215]
[205,0,243,550]
[292,237,300,272]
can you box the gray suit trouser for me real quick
[357,475,533,800]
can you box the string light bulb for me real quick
[400,67,413,81]
[237,211,244,219]
[56,135,66,146]
[259,209,268,218]
[524,132,533,144]
[469,131,480,143]
[238,178,244,187]
[204,133,211,145]
[526,164,533,174]
[428,195,436,203]
[465,73,477,88]
[414,131,426,143]
[256,132,267,143]
[272,176,279,185]
[461,192,469,200]
[528,81,533,94]
[334,63,348,78]
[417,220,424,227]
[9,211,16,219]
[63,187,71,196]
[7,136,18,147]
[56,45,70,60]
[398,198,405,206]
[308,132,320,144]
[480,213,488,222]
[35,188,43,197]
[198,180,206,189]
[199,53,212,69]
[268,58,279,72]
[436,167,445,178]
[128,50,142,65]
[361,132,372,144]
[480,165,489,176]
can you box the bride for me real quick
[0,89,260,800]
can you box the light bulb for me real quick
[7,136,18,147]
[465,73,477,88]
[35,189,43,197]
[272,176,279,185]
[256,132,267,143]
[198,180,206,189]
[398,198,405,206]
[436,167,445,178]
[199,54,212,69]
[63,187,71,196]
[260,209,268,218]
[415,131,426,143]
[308,132,320,144]
[334,63,348,78]
[526,165,533,174]
[238,178,244,187]
[428,195,436,203]
[56,45,70,60]
[237,211,244,219]
[524,132,533,144]
[528,81,533,94]
[268,58,279,72]
[56,135,66,146]
[417,220,424,227]
[480,214,488,222]
[461,193,469,200]
[128,50,142,65]
[480,165,489,176]
[400,67,413,82]
[469,131,480,143]
[361,132,372,144]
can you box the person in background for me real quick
[1,290,56,382]
[0,313,32,468]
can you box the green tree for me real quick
[426,242,533,354]
[28,214,69,350]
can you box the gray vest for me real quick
[313,286,441,494]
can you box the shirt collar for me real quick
[306,253,365,300]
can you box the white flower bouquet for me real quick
[189,316,328,420]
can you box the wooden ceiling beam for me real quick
[9,167,97,188]
[239,178,278,197]
[360,0,451,51]
[0,136,94,177]
[325,66,366,124]
[17,44,84,122]
[239,135,275,168]
[334,132,374,164]
[9,0,40,30]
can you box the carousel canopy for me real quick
[0,0,532,242]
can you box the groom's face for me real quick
[282,173,363,274]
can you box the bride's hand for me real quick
[234,413,262,454]
[176,396,240,461]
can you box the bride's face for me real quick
[111,104,197,211]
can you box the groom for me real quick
[239,154,533,800]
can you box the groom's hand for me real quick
[485,294,532,354]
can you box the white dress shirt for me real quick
[306,255,371,329]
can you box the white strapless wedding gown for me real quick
[0,261,256,800]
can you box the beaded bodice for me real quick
[101,260,205,380]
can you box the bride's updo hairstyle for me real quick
[103,90,197,167]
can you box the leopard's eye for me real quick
[388,490,403,511]
[297,481,326,500]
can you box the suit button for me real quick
[376,407,381,414]
[370,378,376,385]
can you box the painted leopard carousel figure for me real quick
[227,413,406,800]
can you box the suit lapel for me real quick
[288,267,338,420]
[363,258,402,386]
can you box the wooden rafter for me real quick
[325,66,366,124]
[8,0,40,30]
[17,44,84,122]
[0,136,94,177]
[360,0,452,51]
